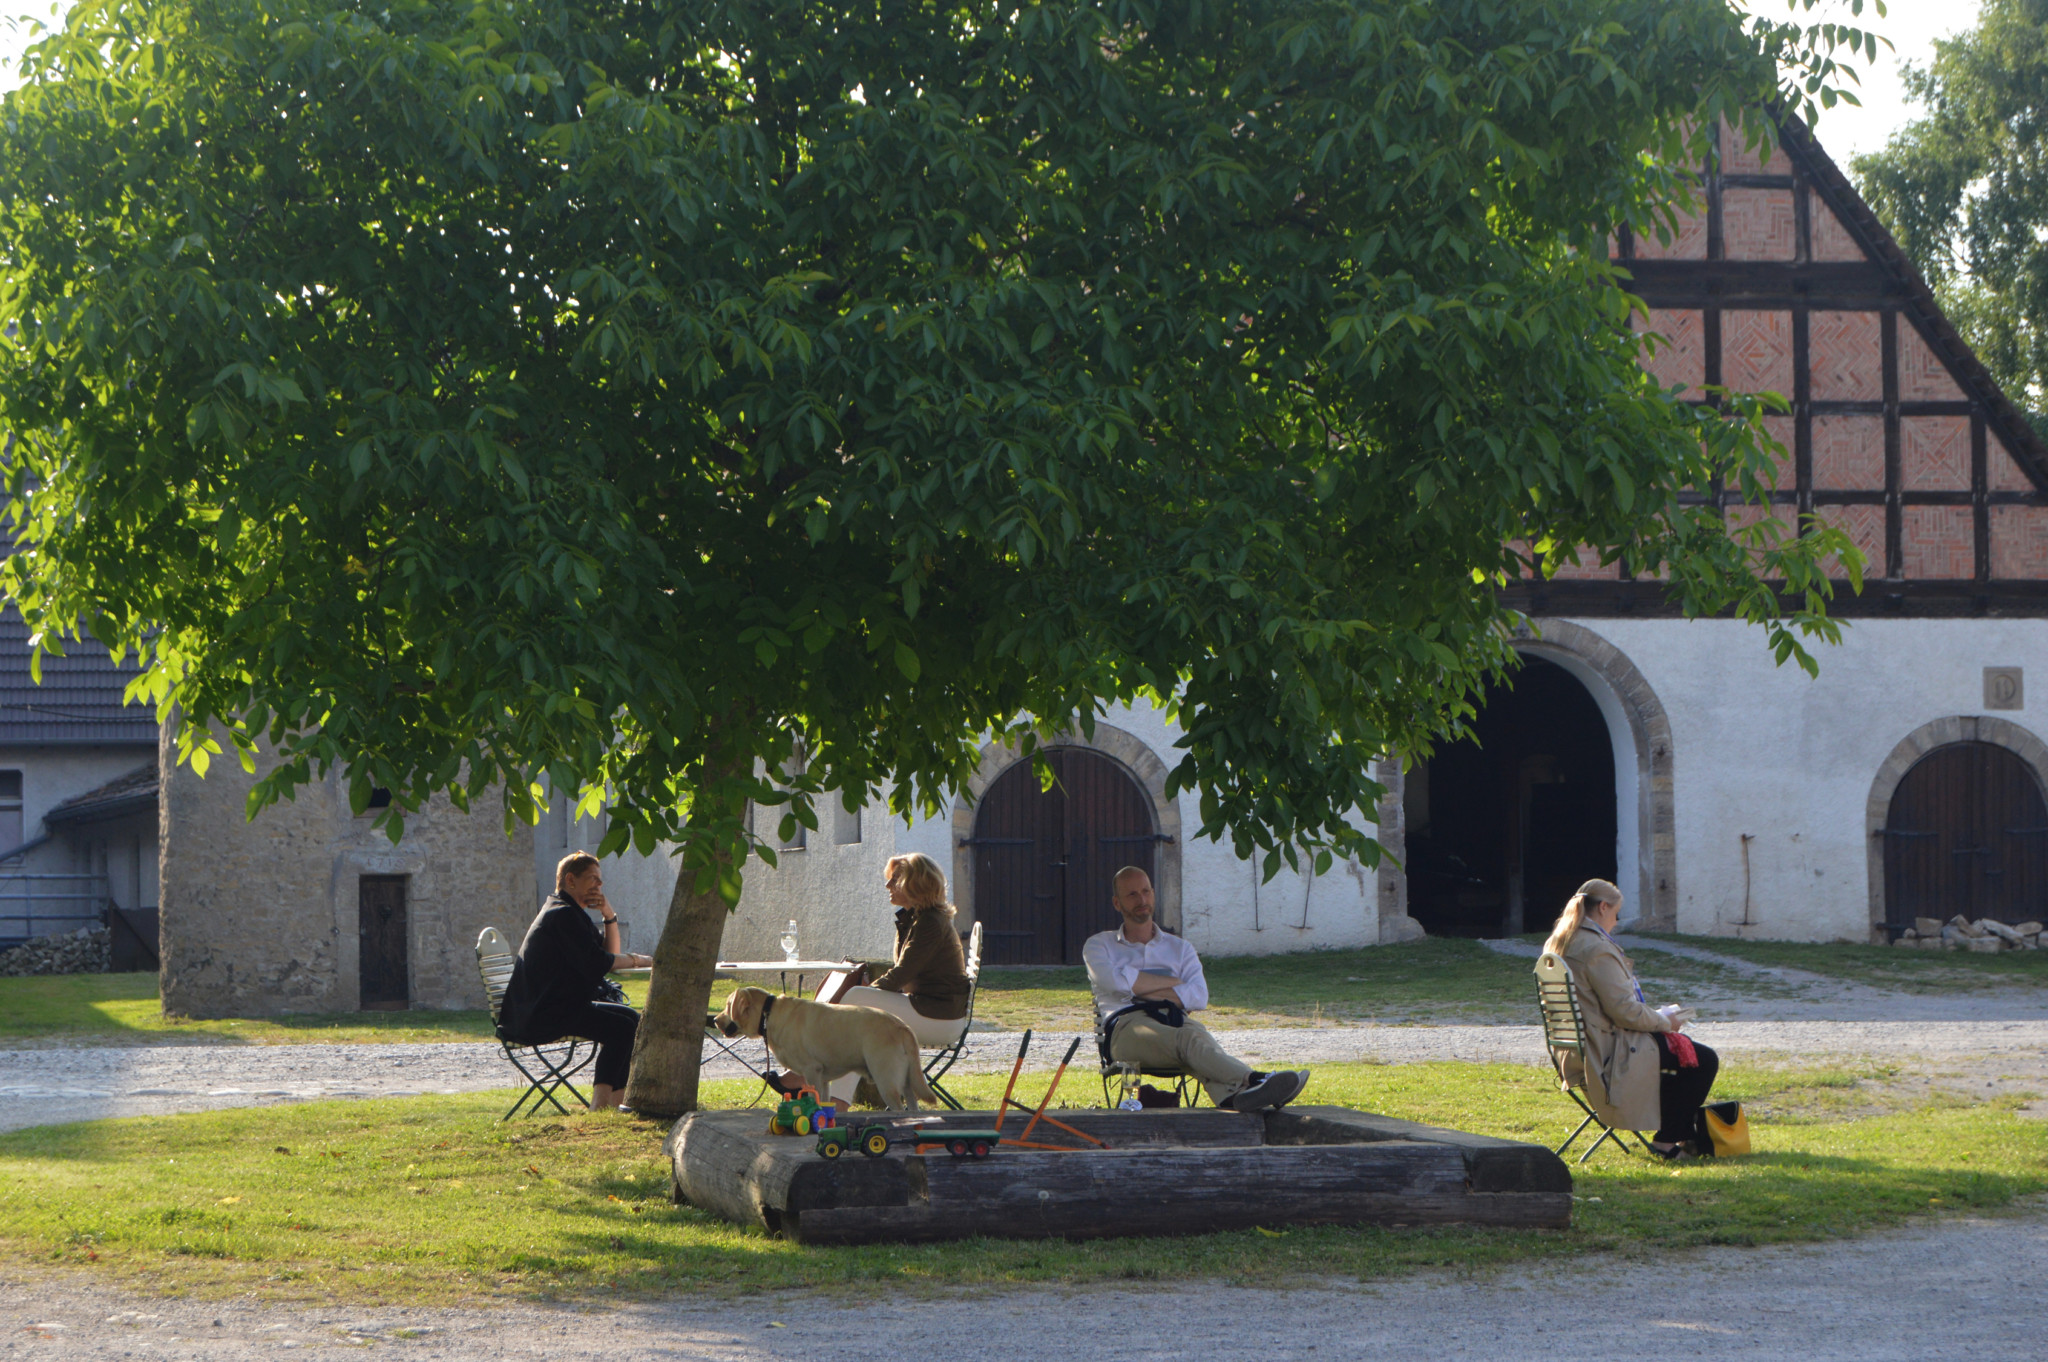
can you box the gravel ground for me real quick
[6,1017,2048,1132]
[5,1209,2046,1360]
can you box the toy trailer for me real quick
[916,1129,1002,1158]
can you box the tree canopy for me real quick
[1857,0,2048,429]
[1,0,1872,1110]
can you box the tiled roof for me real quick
[0,608,157,746]
[42,762,157,825]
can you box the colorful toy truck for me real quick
[815,1122,894,1159]
[768,1090,827,1136]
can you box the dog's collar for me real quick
[757,994,775,1038]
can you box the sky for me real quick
[0,1,1991,162]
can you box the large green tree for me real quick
[1857,0,2048,425]
[1,0,1868,1115]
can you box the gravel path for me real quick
[7,1209,2047,1360]
[6,1017,2048,1132]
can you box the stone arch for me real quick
[1864,714,2048,938]
[1380,620,1677,933]
[950,721,1184,934]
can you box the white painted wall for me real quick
[0,745,157,849]
[1575,616,2048,942]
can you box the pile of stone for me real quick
[0,925,114,976]
[1894,915,2044,952]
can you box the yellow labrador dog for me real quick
[712,986,939,1110]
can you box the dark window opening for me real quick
[0,770,20,855]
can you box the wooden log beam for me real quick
[668,1107,1574,1244]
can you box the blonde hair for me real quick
[885,852,953,912]
[1540,878,1623,957]
[555,850,599,890]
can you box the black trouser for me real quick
[526,1002,640,1090]
[1654,1032,1719,1146]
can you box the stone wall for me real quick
[159,725,535,1017]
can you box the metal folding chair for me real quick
[475,927,596,1120]
[922,922,982,1111]
[1535,950,1652,1163]
[1096,1004,1203,1109]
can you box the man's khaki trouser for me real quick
[1107,1013,1254,1105]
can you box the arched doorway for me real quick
[1403,658,1618,938]
[1882,741,2048,933]
[970,748,1157,965]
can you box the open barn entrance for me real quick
[1404,657,1618,938]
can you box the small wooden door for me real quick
[971,749,1156,965]
[358,875,410,1010]
[1884,742,2048,932]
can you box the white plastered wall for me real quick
[1576,616,2048,942]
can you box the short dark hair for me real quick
[555,851,600,890]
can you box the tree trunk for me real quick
[622,852,732,1119]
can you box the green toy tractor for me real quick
[815,1122,894,1159]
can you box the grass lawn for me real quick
[7,944,1567,1044]
[1637,933,2048,992]
[947,939,1761,1030]
[0,975,663,1046]
[2,1060,2042,1303]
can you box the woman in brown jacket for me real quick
[824,853,971,1105]
[1543,878,1718,1158]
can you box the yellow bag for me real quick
[1701,1101,1751,1157]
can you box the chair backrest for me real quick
[1534,951,1588,1059]
[963,920,984,984]
[476,926,516,1026]
[952,920,985,1029]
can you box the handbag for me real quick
[1696,1101,1751,1157]
[1097,999,1186,1065]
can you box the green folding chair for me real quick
[1535,950,1652,1163]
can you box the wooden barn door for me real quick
[1884,742,2048,932]
[971,749,1156,965]
[358,874,411,1010]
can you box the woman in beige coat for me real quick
[1542,878,1718,1157]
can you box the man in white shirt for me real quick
[1082,866,1309,1112]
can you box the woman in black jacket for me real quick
[498,852,651,1110]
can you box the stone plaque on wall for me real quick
[1985,666,2024,711]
